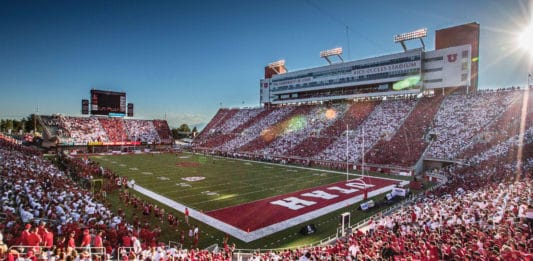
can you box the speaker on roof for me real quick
[127,103,134,117]
[81,99,89,114]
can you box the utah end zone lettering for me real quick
[271,182,375,210]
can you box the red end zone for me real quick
[206,177,398,232]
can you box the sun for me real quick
[518,23,533,56]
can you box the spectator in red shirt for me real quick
[37,222,46,244]
[121,233,131,248]
[27,227,41,252]
[94,231,103,248]
[81,229,91,249]
[20,224,31,246]
[42,227,54,251]
[67,232,76,250]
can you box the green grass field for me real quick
[90,152,413,249]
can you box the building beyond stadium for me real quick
[260,23,479,105]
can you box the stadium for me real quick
[1,14,532,261]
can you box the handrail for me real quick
[8,245,44,255]
[117,247,135,259]
[74,246,106,257]
[8,245,106,257]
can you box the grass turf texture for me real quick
[90,152,414,249]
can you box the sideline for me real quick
[203,153,407,183]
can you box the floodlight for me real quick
[320,47,344,65]
[320,47,343,58]
[394,28,427,42]
[394,28,427,52]
[268,59,286,68]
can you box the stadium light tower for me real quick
[268,60,287,74]
[394,28,427,52]
[320,47,344,65]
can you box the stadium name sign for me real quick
[352,61,420,76]
[272,77,313,87]
[270,181,375,210]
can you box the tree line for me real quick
[0,114,41,134]
[171,123,198,139]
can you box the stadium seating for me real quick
[98,118,127,143]
[194,108,239,143]
[215,106,295,152]
[238,105,315,152]
[318,98,417,163]
[193,108,266,149]
[152,120,172,143]
[257,103,347,157]
[2,89,532,260]
[38,117,172,145]
[123,120,160,144]
[459,89,533,160]
[364,96,444,167]
[60,116,109,145]
[427,90,521,159]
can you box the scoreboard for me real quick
[90,89,126,116]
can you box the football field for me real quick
[90,152,406,244]
[91,152,349,211]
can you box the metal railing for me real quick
[74,246,106,258]
[117,247,134,259]
[7,245,105,258]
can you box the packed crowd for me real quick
[459,90,533,160]
[197,90,531,169]
[258,103,346,156]
[318,99,416,163]
[0,138,122,257]
[426,90,521,159]
[98,118,127,143]
[287,101,378,158]
[194,109,239,143]
[0,135,239,260]
[216,108,265,134]
[364,96,444,167]
[195,108,266,149]
[238,105,315,152]
[152,120,172,142]
[59,117,108,145]
[215,107,294,152]
[123,120,161,144]
[39,115,172,145]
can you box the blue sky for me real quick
[0,0,531,129]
